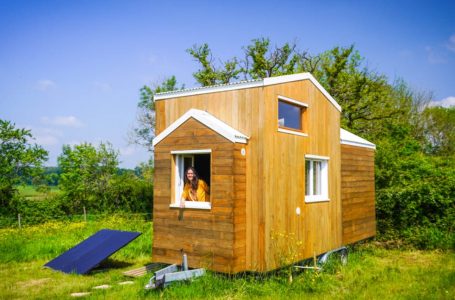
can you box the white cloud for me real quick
[120,145,137,156]
[93,81,112,93]
[429,96,455,108]
[34,134,59,146]
[28,127,63,146]
[35,79,56,91]
[447,34,455,52]
[425,46,447,64]
[41,116,84,127]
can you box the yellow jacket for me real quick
[181,179,210,201]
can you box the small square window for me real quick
[277,96,308,134]
[305,157,329,202]
[171,151,211,209]
[278,100,302,130]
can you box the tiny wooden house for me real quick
[152,73,376,273]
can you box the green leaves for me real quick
[132,76,183,151]
[422,106,455,155]
[187,43,241,86]
[187,39,310,85]
[57,142,119,212]
[0,120,48,207]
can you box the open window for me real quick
[305,155,329,203]
[171,149,211,209]
[278,95,308,136]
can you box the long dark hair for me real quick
[184,167,199,190]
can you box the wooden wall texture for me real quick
[261,81,341,270]
[153,118,247,273]
[341,144,376,244]
[154,79,346,272]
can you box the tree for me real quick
[58,142,118,212]
[422,106,455,155]
[187,38,312,85]
[242,37,306,79]
[131,76,183,151]
[135,38,454,248]
[0,119,47,206]
[187,43,241,86]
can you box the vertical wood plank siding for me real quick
[262,81,341,270]
[153,79,356,272]
[341,144,376,244]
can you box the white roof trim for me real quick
[153,109,249,146]
[278,95,308,107]
[170,149,212,154]
[154,79,262,100]
[340,128,376,149]
[154,73,342,112]
[305,154,330,160]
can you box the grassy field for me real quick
[17,185,62,201]
[0,216,453,300]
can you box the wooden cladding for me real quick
[153,77,375,273]
[341,144,376,244]
[152,118,246,273]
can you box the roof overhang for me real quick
[152,109,249,146]
[154,73,342,112]
[340,128,376,149]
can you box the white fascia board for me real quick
[305,154,330,160]
[170,149,212,154]
[277,95,308,107]
[340,128,376,149]
[154,80,262,100]
[153,109,249,146]
[154,73,342,113]
[192,110,249,144]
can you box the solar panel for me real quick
[44,229,141,274]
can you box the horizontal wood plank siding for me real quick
[233,143,247,272]
[341,144,376,245]
[154,87,264,272]
[153,118,240,273]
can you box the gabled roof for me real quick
[340,128,376,149]
[154,73,342,112]
[152,109,249,146]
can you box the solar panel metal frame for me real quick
[44,229,141,274]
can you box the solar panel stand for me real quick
[145,253,205,289]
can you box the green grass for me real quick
[17,185,62,201]
[0,217,453,299]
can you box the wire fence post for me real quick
[18,213,21,229]
[83,206,87,222]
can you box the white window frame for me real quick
[170,149,211,210]
[305,155,329,203]
[277,95,309,137]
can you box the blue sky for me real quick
[1,0,454,168]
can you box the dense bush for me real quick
[375,139,455,249]
[0,194,66,226]
[0,174,153,227]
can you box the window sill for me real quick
[305,196,330,203]
[169,201,211,210]
[278,128,308,137]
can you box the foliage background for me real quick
[1,39,454,250]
